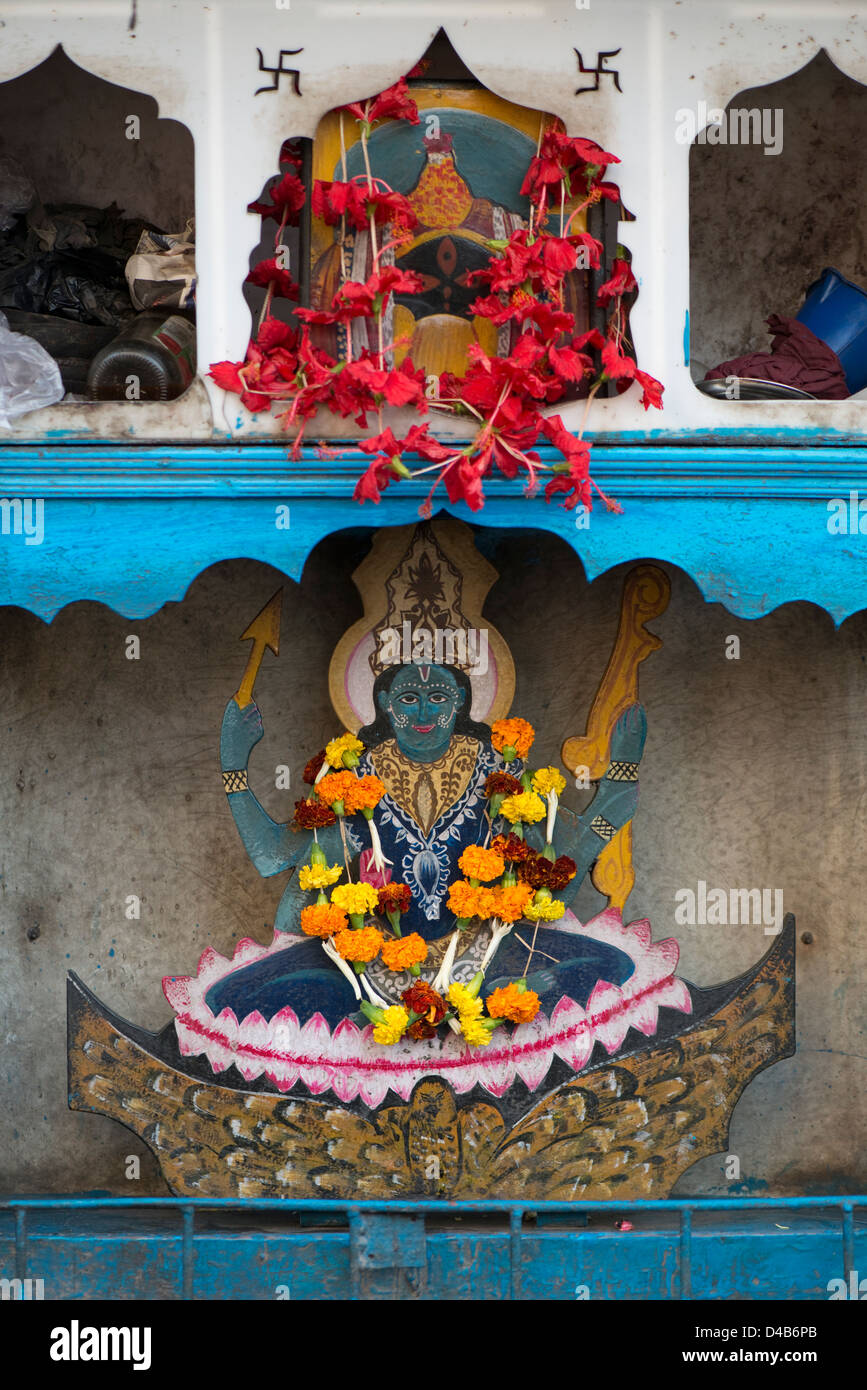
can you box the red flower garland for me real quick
[211,85,664,515]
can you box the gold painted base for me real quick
[68,922,794,1201]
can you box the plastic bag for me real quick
[125,217,196,310]
[0,155,36,232]
[0,246,133,327]
[0,310,64,427]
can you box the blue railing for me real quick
[3,1195,865,1300]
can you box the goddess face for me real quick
[378,663,466,762]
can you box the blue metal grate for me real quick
[3,1195,865,1300]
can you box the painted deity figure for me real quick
[210,659,647,1029]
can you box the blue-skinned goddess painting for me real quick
[163,521,694,1104]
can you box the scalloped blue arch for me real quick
[0,446,865,626]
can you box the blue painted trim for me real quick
[683,309,690,366]
[1,443,867,496]
[1,445,866,625]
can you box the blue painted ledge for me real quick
[0,444,865,623]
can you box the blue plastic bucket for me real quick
[796,267,867,394]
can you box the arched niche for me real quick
[688,49,867,395]
[0,44,196,402]
[242,29,633,409]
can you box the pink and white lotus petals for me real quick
[163,909,692,1107]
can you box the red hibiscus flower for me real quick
[354,455,396,504]
[337,265,425,317]
[247,171,306,222]
[253,316,297,352]
[634,367,664,410]
[601,338,637,380]
[312,179,369,228]
[343,77,419,128]
[521,130,620,200]
[596,258,638,307]
[245,258,299,301]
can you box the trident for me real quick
[233,589,283,708]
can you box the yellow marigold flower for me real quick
[499,791,546,825]
[486,981,541,1025]
[490,882,534,923]
[372,1005,409,1045]
[380,933,428,972]
[460,1015,493,1046]
[300,903,348,938]
[447,982,484,1019]
[458,845,505,882]
[325,732,364,769]
[298,861,343,892]
[333,924,383,963]
[447,880,496,920]
[525,896,566,921]
[532,767,566,798]
[331,881,380,917]
[491,717,535,759]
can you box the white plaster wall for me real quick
[2,0,867,438]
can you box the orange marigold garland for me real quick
[486,979,541,1025]
[333,924,384,966]
[380,932,428,975]
[291,700,579,1043]
[315,770,359,816]
[447,880,496,927]
[490,881,534,923]
[300,903,348,938]
[491,717,535,762]
[458,845,505,883]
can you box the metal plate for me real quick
[697,377,817,401]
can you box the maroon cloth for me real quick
[704,314,849,398]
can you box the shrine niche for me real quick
[308,83,597,382]
[68,522,795,1200]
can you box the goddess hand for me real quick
[220,698,264,771]
[608,702,647,766]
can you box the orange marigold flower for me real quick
[490,882,534,922]
[380,932,428,971]
[333,924,384,963]
[348,774,385,813]
[486,980,541,1024]
[458,845,505,882]
[491,717,535,759]
[447,880,496,920]
[300,903,348,938]
[315,770,359,810]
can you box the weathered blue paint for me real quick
[1,1197,864,1300]
[683,309,690,365]
[0,446,866,623]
